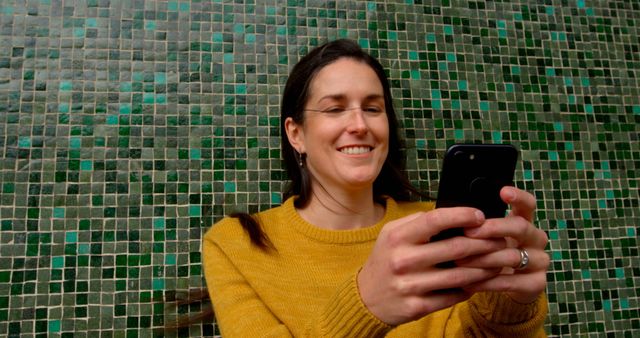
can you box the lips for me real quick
[338,146,373,155]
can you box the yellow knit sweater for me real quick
[203,196,548,337]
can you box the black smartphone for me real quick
[431,144,519,267]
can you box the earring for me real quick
[296,151,305,167]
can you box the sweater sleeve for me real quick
[203,235,293,337]
[308,272,394,337]
[203,232,393,338]
[447,291,548,337]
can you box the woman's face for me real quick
[285,58,390,194]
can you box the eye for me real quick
[322,106,346,113]
[364,106,384,113]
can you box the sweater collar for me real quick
[280,196,398,244]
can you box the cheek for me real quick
[380,142,389,163]
[375,118,390,145]
[305,118,340,140]
[299,126,330,155]
[376,121,390,159]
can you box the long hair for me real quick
[238,39,424,249]
[167,39,425,333]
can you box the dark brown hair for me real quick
[168,39,426,333]
[237,39,424,249]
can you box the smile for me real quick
[339,146,373,155]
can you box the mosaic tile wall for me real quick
[0,0,638,337]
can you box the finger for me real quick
[417,290,472,315]
[393,290,473,323]
[455,247,550,272]
[395,267,500,296]
[385,208,485,245]
[501,186,536,222]
[390,237,506,274]
[463,216,549,249]
[462,271,548,301]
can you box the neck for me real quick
[296,182,384,230]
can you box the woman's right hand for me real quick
[357,207,506,326]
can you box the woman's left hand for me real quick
[455,186,550,304]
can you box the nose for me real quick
[345,108,368,135]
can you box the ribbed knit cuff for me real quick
[467,292,548,335]
[318,273,394,338]
[473,292,544,323]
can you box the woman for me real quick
[203,39,549,337]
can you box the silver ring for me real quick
[515,248,530,270]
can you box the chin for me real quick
[342,172,379,188]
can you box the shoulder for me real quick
[203,201,288,246]
[203,215,243,243]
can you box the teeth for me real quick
[340,146,371,155]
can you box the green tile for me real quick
[0,1,638,337]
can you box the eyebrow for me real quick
[316,93,384,104]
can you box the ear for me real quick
[284,117,306,153]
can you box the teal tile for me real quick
[0,1,637,337]
[48,320,60,333]
[51,257,64,269]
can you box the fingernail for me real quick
[475,210,485,224]
[505,188,517,202]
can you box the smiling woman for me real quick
[202,39,550,337]
[277,39,420,217]
[284,58,391,228]
[226,39,422,248]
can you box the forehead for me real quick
[307,58,384,101]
